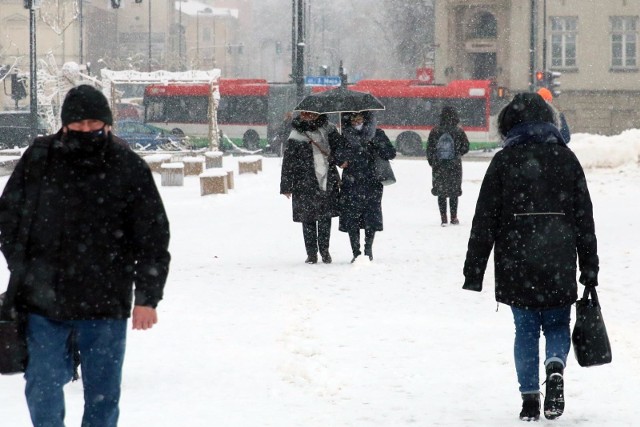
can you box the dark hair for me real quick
[498,92,554,137]
[439,106,460,127]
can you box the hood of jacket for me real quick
[502,121,566,148]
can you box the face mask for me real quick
[353,123,364,131]
[65,127,107,152]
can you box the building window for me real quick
[550,17,577,68]
[611,16,637,69]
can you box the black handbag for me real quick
[572,286,612,367]
[374,155,396,186]
[0,290,28,375]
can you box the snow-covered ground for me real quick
[1,131,640,426]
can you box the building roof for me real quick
[175,1,239,19]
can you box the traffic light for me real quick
[535,70,546,88]
[546,70,561,97]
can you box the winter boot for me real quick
[320,251,332,264]
[450,217,460,225]
[350,250,361,263]
[519,393,540,421]
[364,230,375,261]
[440,212,448,227]
[543,361,565,420]
[305,254,318,264]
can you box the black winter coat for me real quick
[280,121,343,223]
[463,122,598,310]
[426,126,469,197]
[335,128,396,232]
[0,131,171,320]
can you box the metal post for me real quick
[29,1,38,135]
[295,0,305,101]
[179,1,183,67]
[291,0,296,83]
[79,0,83,64]
[148,0,152,72]
[542,0,547,71]
[529,0,537,91]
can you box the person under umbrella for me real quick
[335,111,396,262]
[280,112,345,264]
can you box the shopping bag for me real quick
[572,286,612,367]
[374,156,396,186]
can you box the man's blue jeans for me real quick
[511,305,571,394]
[25,314,127,427]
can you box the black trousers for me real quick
[438,196,458,217]
[348,228,376,256]
[302,218,331,256]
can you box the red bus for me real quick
[143,79,278,150]
[315,79,495,155]
[143,78,498,155]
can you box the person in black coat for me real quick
[280,112,344,264]
[426,106,469,226]
[462,92,599,421]
[0,85,170,425]
[335,111,396,262]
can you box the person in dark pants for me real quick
[426,106,469,226]
[462,93,599,422]
[0,85,171,427]
[280,112,344,264]
[334,111,396,262]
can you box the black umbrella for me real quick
[293,86,385,114]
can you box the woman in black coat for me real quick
[280,112,344,264]
[462,93,599,421]
[426,106,469,226]
[335,111,396,262]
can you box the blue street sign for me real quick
[304,76,341,86]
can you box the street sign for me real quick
[304,76,341,86]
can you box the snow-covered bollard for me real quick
[200,169,228,195]
[238,155,262,174]
[183,156,205,176]
[161,162,184,186]
[205,151,223,168]
[144,154,172,174]
[226,169,235,190]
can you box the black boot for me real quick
[543,361,565,420]
[519,393,540,421]
[305,254,317,264]
[364,229,375,261]
[320,251,332,264]
[349,230,361,263]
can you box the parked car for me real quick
[114,120,186,150]
[0,111,48,149]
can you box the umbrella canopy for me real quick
[293,87,385,114]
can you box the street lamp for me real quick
[23,0,40,136]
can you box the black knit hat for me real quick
[61,85,113,126]
[498,92,554,137]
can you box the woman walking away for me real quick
[335,111,396,262]
[280,112,344,264]
[462,93,599,421]
[426,106,469,226]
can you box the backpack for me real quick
[435,132,455,160]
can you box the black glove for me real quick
[579,270,598,287]
[463,278,482,292]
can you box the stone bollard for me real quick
[161,162,184,186]
[200,169,228,195]
[205,151,224,168]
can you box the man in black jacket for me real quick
[462,93,598,422]
[0,85,171,427]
